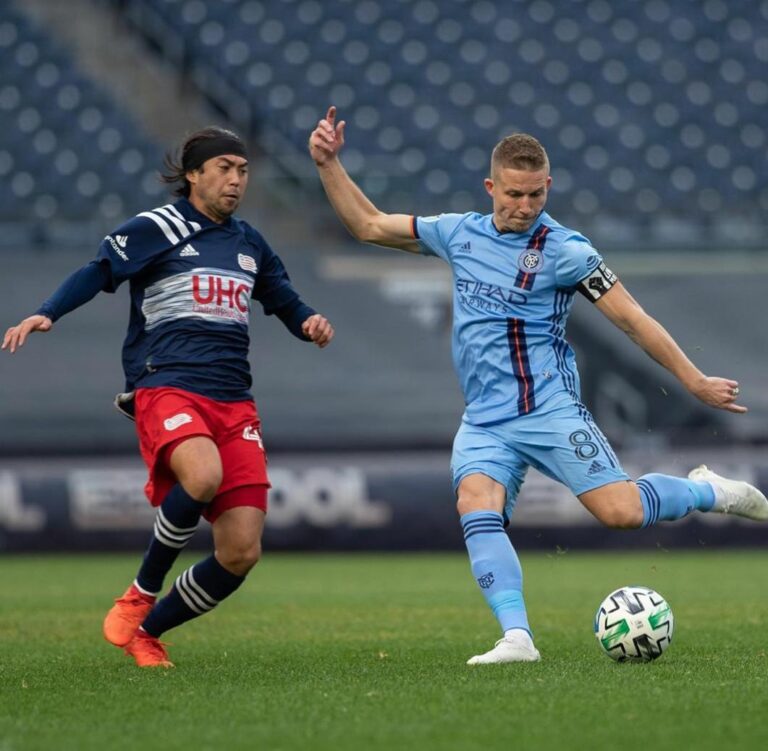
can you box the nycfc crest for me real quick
[518,250,542,274]
[477,572,495,589]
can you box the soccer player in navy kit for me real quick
[3,127,334,668]
[309,106,768,664]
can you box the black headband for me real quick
[183,136,248,172]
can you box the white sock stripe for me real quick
[137,210,180,245]
[133,579,160,597]
[157,507,198,535]
[174,574,205,614]
[185,568,218,609]
[176,569,216,613]
[153,520,194,549]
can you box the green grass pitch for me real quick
[2,550,767,751]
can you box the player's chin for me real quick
[219,198,240,215]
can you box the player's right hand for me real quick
[308,105,346,166]
[2,315,53,354]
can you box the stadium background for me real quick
[1,0,767,553]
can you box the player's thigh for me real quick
[451,421,527,521]
[517,403,629,497]
[134,387,220,504]
[168,435,223,501]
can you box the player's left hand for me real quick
[690,376,747,414]
[302,314,334,348]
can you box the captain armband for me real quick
[576,262,618,303]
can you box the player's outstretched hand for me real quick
[690,376,747,414]
[309,106,346,166]
[302,314,334,348]
[2,315,53,354]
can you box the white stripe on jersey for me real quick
[153,206,195,240]
[142,268,254,330]
[163,203,202,232]
[138,210,181,245]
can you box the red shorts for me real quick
[134,386,270,522]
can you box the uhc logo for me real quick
[142,270,254,330]
[192,275,250,313]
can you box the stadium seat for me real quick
[0,4,163,232]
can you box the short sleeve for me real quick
[414,213,468,262]
[555,235,604,289]
[95,214,176,292]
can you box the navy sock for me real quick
[461,511,531,634]
[637,473,715,528]
[141,554,245,637]
[135,485,206,595]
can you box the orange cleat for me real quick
[103,583,156,647]
[123,630,174,668]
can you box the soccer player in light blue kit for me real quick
[309,106,768,664]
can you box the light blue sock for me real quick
[461,510,530,634]
[637,473,715,528]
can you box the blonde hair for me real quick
[491,133,549,176]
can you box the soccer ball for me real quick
[594,585,674,662]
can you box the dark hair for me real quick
[160,126,247,197]
[491,133,549,176]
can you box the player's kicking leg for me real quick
[457,473,540,665]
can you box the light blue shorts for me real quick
[451,400,629,522]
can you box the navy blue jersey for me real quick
[96,198,308,400]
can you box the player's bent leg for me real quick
[123,504,265,668]
[457,474,539,664]
[688,465,768,521]
[103,437,222,648]
[580,472,741,528]
[578,481,644,529]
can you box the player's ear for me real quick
[484,177,494,197]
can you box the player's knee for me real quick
[181,467,223,503]
[456,492,494,516]
[217,539,261,576]
[596,504,644,530]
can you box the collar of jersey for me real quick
[490,211,544,238]
[176,197,237,230]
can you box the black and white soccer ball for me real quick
[594,586,674,662]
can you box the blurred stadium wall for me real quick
[1,0,766,550]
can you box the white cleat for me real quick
[467,629,541,665]
[688,464,768,521]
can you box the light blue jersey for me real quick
[415,210,605,425]
[414,210,627,512]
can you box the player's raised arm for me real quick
[594,281,746,414]
[309,106,420,253]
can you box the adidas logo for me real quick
[179,244,199,257]
[115,235,128,248]
[459,241,472,252]
[587,459,608,476]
